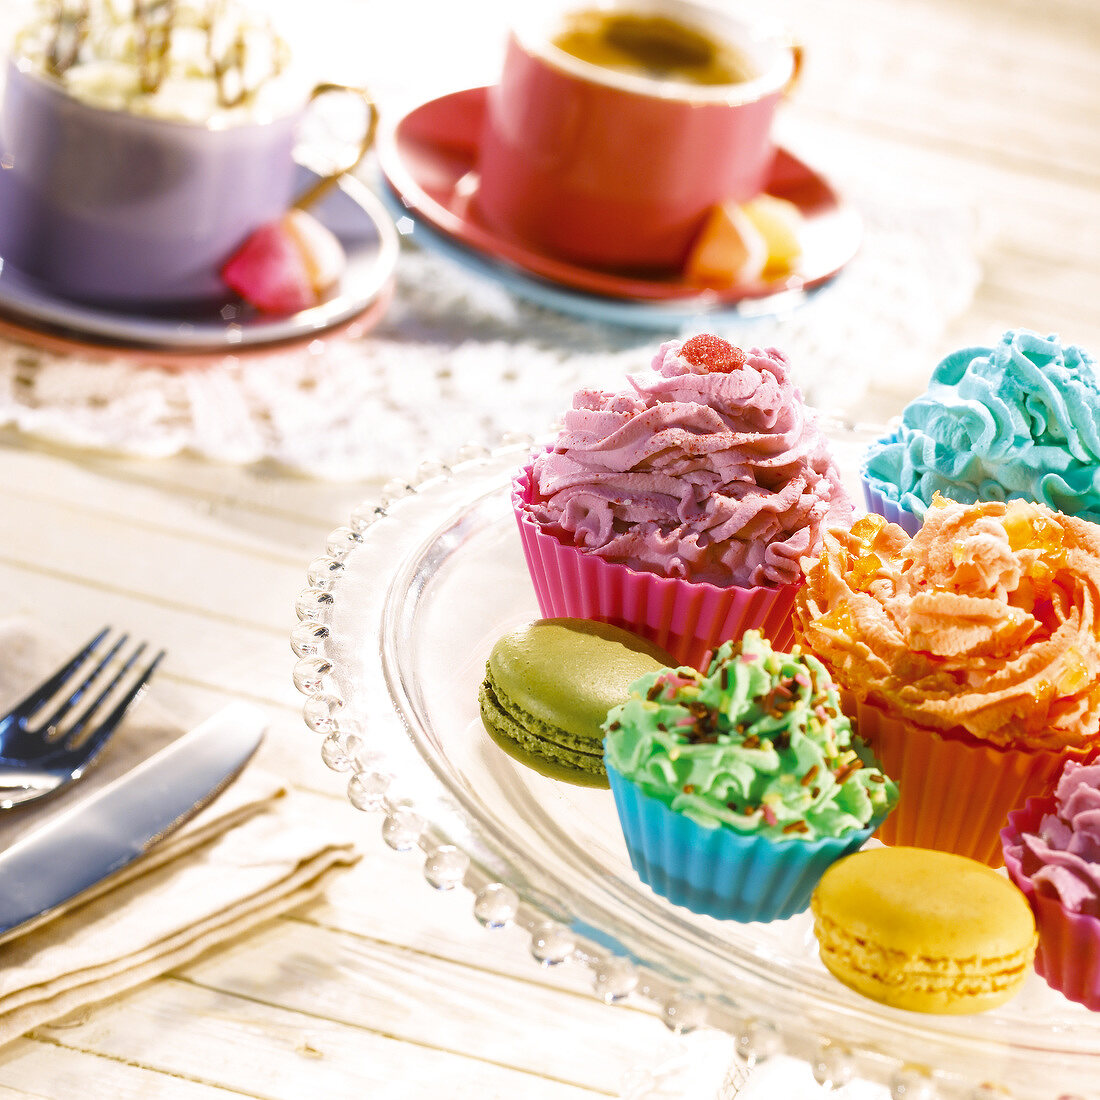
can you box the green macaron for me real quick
[479,618,675,786]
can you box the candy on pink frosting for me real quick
[1017,761,1100,916]
[523,338,852,588]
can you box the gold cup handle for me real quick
[783,39,804,97]
[292,82,379,211]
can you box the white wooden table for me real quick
[0,0,1097,1096]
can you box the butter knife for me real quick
[0,701,266,944]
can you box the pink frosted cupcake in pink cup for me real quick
[513,334,852,669]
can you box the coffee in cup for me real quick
[0,0,375,306]
[475,0,798,273]
[550,8,758,86]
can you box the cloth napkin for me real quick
[0,618,359,1046]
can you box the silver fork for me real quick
[0,628,166,809]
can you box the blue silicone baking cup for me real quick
[606,764,879,923]
[860,475,923,537]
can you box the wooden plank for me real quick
[0,561,299,705]
[784,0,1100,182]
[294,828,613,999]
[0,556,340,801]
[0,446,329,565]
[0,547,364,793]
[0,1038,232,1098]
[775,128,1100,287]
[0,3,1094,1099]
[0,494,308,630]
[861,288,1100,420]
[295,862,619,1004]
[176,920,665,1095]
[976,250,1100,345]
[0,435,374,538]
[33,980,613,1100]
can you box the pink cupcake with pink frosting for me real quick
[1002,760,1100,1010]
[513,334,852,668]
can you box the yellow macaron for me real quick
[810,846,1037,1014]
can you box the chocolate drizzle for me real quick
[680,700,720,743]
[135,0,175,93]
[46,0,89,75]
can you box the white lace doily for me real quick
[0,192,978,482]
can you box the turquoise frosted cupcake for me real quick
[603,631,898,922]
[861,329,1100,535]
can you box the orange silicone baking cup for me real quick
[513,464,800,670]
[851,696,1092,868]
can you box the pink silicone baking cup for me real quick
[1002,796,1100,1011]
[851,696,1090,867]
[512,465,800,670]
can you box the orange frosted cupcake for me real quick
[795,496,1100,866]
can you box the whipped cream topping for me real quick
[1014,761,1100,916]
[796,497,1100,751]
[523,336,852,588]
[863,329,1100,521]
[603,630,897,841]
[14,0,305,125]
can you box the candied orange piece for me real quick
[1033,677,1056,709]
[851,513,888,541]
[1032,512,1066,548]
[1056,647,1092,696]
[849,552,883,591]
[815,603,856,636]
[1029,560,1054,584]
[1002,500,1067,556]
[683,202,766,287]
[1001,505,1033,550]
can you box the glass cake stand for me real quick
[292,432,1100,1100]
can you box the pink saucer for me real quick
[378,86,861,304]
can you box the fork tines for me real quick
[21,627,166,741]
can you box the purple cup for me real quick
[860,475,923,537]
[0,60,373,307]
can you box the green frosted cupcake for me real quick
[603,631,898,921]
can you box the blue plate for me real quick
[384,187,826,332]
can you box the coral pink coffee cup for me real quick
[475,0,799,272]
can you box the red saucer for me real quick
[378,86,861,304]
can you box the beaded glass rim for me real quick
[292,435,1100,1100]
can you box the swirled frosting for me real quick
[522,335,852,588]
[14,0,303,124]
[862,329,1100,521]
[1010,761,1100,916]
[796,498,1100,751]
[602,630,898,840]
